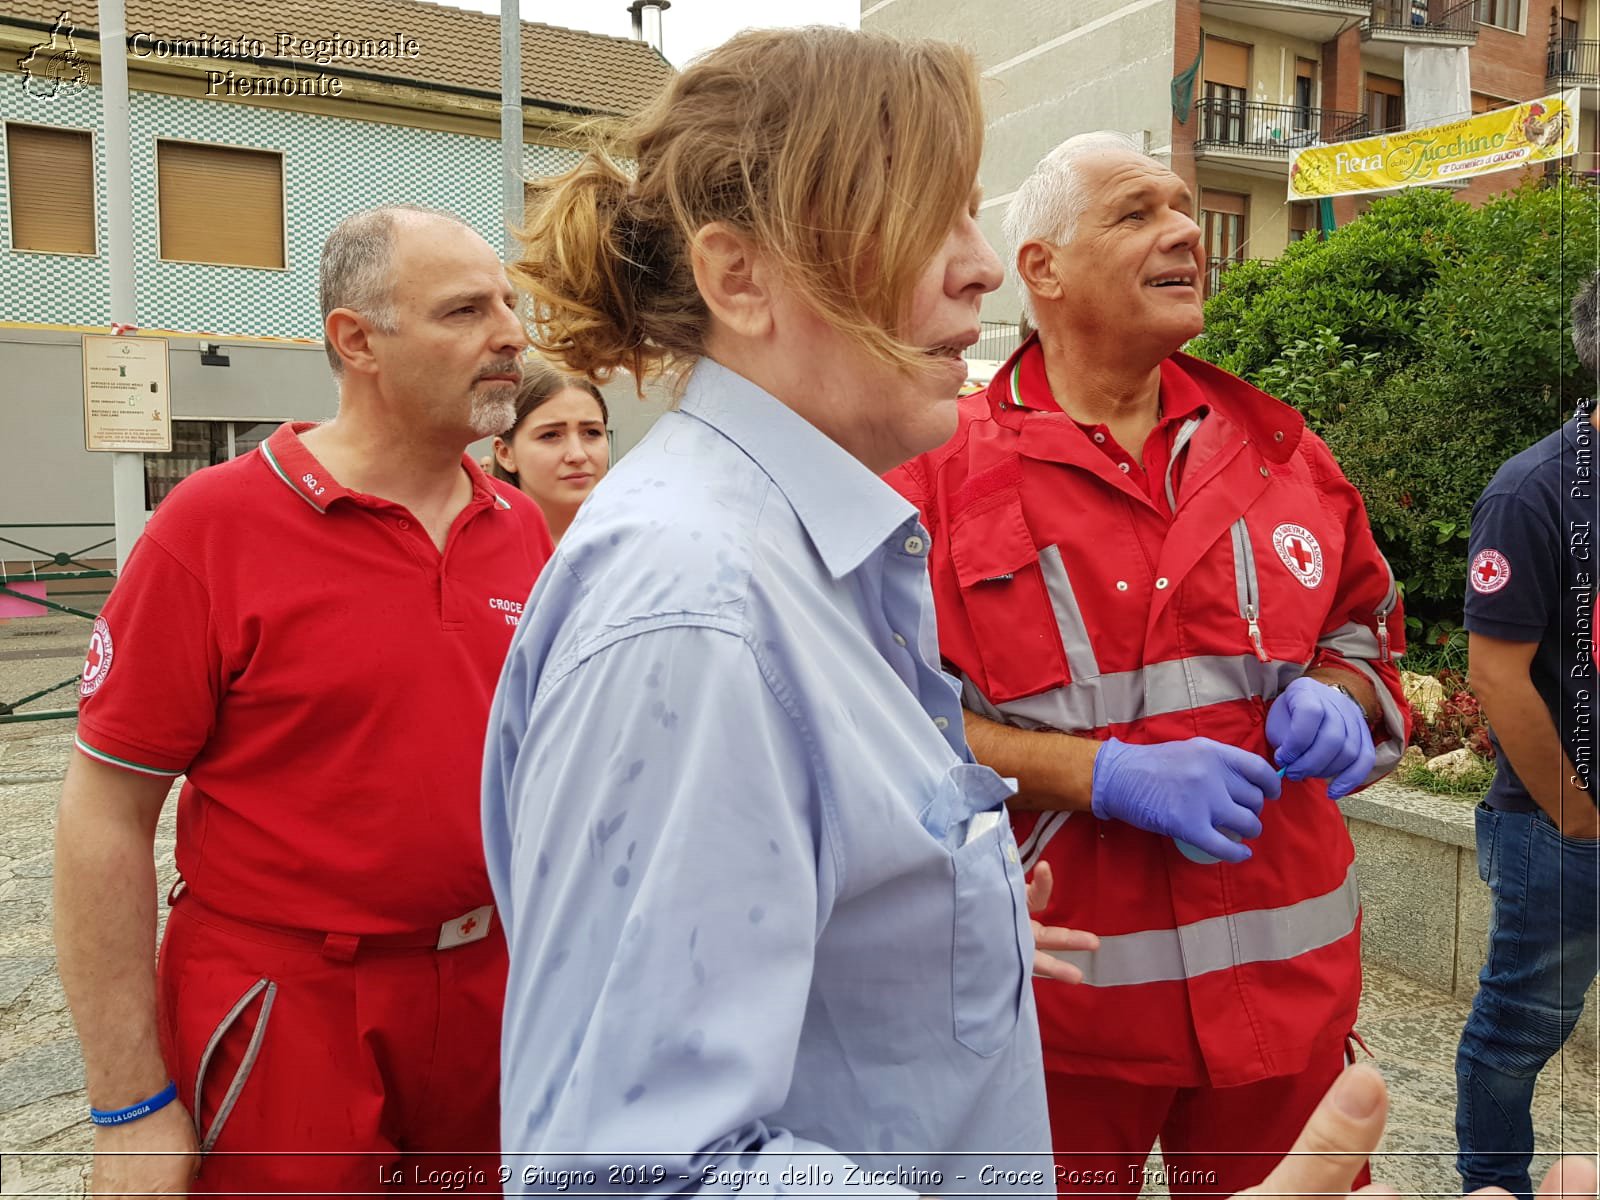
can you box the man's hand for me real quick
[1266,678,1376,800]
[1239,1064,1597,1200]
[1026,861,1099,982]
[90,1100,200,1197]
[1091,738,1281,863]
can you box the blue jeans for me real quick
[1455,803,1599,1200]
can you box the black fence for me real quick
[1194,100,1369,157]
[1364,0,1479,38]
[1549,37,1600,85]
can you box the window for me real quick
[6,123,95,254]
[1201,37,1251,143]
[1200,190,1248,296]
[1474,0,1520,29]
[1554,18,1581,73]
[1365,74,1404,132]
[1294,59,1317,132]
[157,140,285,268]
[1289,202,1319,243]
[144,420,276,509]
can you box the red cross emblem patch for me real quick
[79,617,114,697]
[1271,523,1325,589]
[1470,549,1511,595]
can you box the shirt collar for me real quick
[260,421,512,514]
[993,334,1303,463]
[679,358,918,580]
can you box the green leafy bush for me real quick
[1190,177,1600,627]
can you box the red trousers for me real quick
[1046,1039,1371,1198]
[157,896,506,1198]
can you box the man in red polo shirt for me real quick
[53,205,553,1196]
[888,133,1410,1194]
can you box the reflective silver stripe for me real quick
[194,978,277,1154]
[1230,518,1257,622]
[1019,810,1071,871]
[1335,656,1407,787]
[1318,620,1382,661]
[1036,545,1100,681]
[1164,415,1205,513]
[964,654,1305,734]
[1046,864,1360,987]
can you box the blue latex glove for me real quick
[1266,676,1377,800]
[1090,737,1282,864]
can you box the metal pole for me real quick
[500,0,523,255]
[100,0,144,567]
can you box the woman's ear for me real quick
[492,435,517,474]
[689,223,775,340]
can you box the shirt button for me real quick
[934,716,950,730]
[397,519,411,530]
[1274,431,1285,442]
[1116,580,1129,591]
[892,632,907,647]
[1260,466,1271,478]
[1155,576,1169,589]
[1118,462,1131,474]
[1093,432,1106,444]
[903,535,926,556]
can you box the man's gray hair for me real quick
[319,204,474,374]
[1573,271,1600,376]
[1002,130,1147,325]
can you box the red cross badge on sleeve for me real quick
[1271,523,1325,589]
[78,617,115,697]
[1470,549,1511,595]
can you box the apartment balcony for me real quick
[1548,37,1600,88]
[1361,0,1478,59]
[1199,0,1367,42]
[1193,100,1370,172]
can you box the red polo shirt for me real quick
[1002,336,1209,517]
[76,423,554,934]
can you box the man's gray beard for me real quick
[469,390,517,439]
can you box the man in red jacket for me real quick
[888,132,1409,1196]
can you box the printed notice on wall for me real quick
[82,335,173,452]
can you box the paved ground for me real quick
[0,613,1594,1196]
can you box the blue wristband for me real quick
[89,1080,178,1126]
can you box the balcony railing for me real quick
[1548,37,1600,85]
[1194,100,1369,158]
[1205,255,1249,298]
[1362,0,1479,40]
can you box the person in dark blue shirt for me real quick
[1455,271,1600,1200]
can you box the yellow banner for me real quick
[1288,91,1581,200]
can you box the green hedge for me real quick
[1189,179,1599,632]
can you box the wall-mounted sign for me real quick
[82,335,173,452]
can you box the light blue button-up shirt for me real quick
[483,359,1051,1197]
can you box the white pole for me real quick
[99,0,144,568]
[500,0,523,255]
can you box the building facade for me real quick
[1,0,674,571]
[863,0,1597,319]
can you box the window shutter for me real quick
[8,124,95,254]
[157,140,284,268]
[1203,38,1250,90]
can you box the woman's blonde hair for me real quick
[513,26,984,383]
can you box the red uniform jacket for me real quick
[889,340,1410,1088]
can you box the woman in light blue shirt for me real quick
[483,26,1076,1194]
[478,22,1585,1200]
